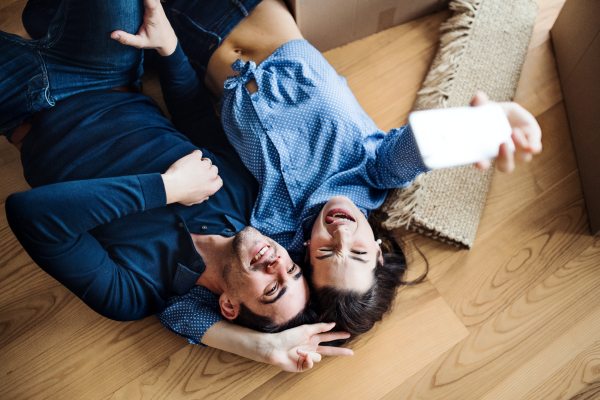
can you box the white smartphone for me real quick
[408,104,515,170]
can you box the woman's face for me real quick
[308,196,382,292]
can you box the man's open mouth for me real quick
[325,208,356,224]
[251,245,271,265]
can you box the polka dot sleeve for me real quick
[157,286,222,346]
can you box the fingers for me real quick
[470,91,490,107]
[512,128,533,163]
[495,142,515,173]
[297,349,314,372]
[316,345,354,357]
[304,322,336,337]
[475,160,492,170]
[307,351,322,363]
[111,30,148,49]
[316,331,350,344]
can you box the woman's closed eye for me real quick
[319,248,366,255]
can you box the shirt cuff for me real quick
[404,125,432,174]
[157,41,188,78]
[138,173,167,210]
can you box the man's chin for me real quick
[232,226,262,253]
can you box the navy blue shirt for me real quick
[5,45,257,329]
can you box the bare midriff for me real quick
[204,0,303,98]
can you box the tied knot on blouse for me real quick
[223,59,257,90]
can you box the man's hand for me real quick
[111,0,178,56]
[265,322,354,372]
[161,150,223,206]
[471,91,542,172]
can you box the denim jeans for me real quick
[0,0,263,140]
[161,0,263,78]
[0,0,145,139]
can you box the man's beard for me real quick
[222,226,262,290]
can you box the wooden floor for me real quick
[2,0,599,398]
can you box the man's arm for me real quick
[112,0,228,150]
[158,286,353,372]
[6,152,220,319]
[6,174,167,320]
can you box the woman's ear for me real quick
[376,239,384,264]
[219,293,239,320]
[303,239,311,263]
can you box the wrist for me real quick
[161,173,178,204]
[157,30,178,57]
[256,332,276,364]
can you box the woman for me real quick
[113,0,542,341]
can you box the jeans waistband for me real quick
[163,0,263,77]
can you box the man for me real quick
[1,0,351,372]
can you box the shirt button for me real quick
[201,225,208,230]
[225,228,232,233]
[178,222,184,228]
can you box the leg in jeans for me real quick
[0,0,144,138]
[21,0,62,40]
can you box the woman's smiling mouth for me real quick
[325,208,356,225]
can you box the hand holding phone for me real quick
[409,103,514,170]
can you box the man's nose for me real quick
[266,256,286,277]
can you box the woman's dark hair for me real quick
[304,211,428,345]
[232,301,320,333]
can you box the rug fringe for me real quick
[382,173,427,229]
[382,0,482,230]
[414,0,482,110]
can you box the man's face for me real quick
[221,227,309,325]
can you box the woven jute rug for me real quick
[381,0,538,249]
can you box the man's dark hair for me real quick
[304,212,428,345]
[233,301,320,333]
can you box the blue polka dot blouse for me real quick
[220,39,429,262]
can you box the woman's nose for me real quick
[333,227,351,251]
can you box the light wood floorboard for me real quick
[2,0,599,399]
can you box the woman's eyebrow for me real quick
[349,256,367,264]
[315,254,333,260]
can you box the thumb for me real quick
[470,91,489,107]
[111,31,147,49]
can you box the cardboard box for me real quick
[551,0,600,235]
[285,0,450,52]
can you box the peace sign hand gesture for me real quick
[266,322,354,372]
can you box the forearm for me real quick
[156,43,222,141]
[6,174,165,244]
[201,321,273,364]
